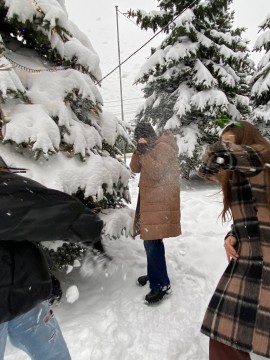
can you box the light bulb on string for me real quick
[32,0,44,15]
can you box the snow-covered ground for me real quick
[4,162,265,360]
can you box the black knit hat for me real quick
[134,122,156,141]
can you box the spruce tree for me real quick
[129,0,252,178]
[0,0,132,271]
[251,13,270,139]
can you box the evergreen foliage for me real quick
[251,13,270,139]
[129,0,252,178]
[0,0,131,271]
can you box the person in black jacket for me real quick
[0,159,103,360]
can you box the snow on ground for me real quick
[4,163,265,360]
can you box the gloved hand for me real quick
[137,142,155,154]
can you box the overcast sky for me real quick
[65,0,270,121]
[231,0,270,64]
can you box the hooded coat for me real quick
[198,140,270,358]
[0,171,103,323]
[130,131,181,240]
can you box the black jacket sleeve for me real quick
[0,172,103,243]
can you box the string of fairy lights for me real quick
[32,0,44,15]
[0,1,197,77]
[2,53,67,73]
[0,0,68,73]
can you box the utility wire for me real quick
[96,0,198,85]
[118,10,141,29]
[105,96,144,103]
[106,103,142,109]
[107,107,141,111]
[106,101,144,108]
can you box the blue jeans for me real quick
[0,302,71,360]
[144,239,170,290]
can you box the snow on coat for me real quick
[130,131,181,240]
[198,140,270,358]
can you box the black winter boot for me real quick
[145,285,172,304]
[136,275,148,286]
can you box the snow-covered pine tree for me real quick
[0,0,133,271]
[129,0,252,178]
[251,12,270,138]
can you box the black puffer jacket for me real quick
[0,172,103,323]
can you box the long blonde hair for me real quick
[217,120,270,222]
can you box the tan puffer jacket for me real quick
[130,131,181,240]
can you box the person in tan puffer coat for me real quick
[130,122,181,304]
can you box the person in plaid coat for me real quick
[198,120,270,360]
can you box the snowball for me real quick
[73,259,81,267]
[66,285,79,303]
[66,265,73,274]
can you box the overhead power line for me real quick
[105,100,144,108]
[117,10,142,29]
[96,0,198,85]
[105,96,144,103]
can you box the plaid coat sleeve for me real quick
[198,141,265,178]
[224,224,236,240]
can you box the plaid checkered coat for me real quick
[198,140,270,358]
